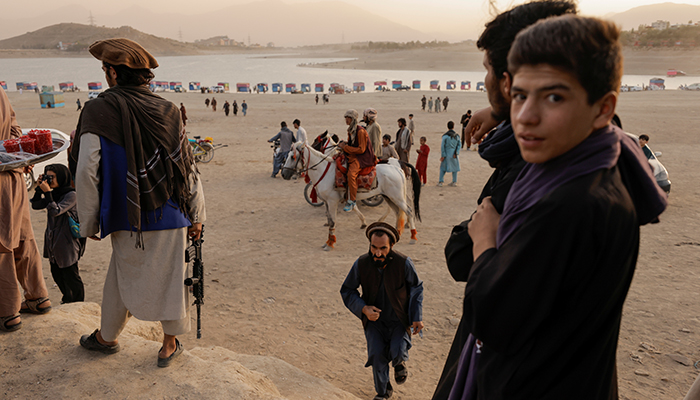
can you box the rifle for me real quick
[184,226,204,339]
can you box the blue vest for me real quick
[99,137,190,238]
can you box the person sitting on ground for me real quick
[638,134,653,159]
[450,15,667,399]
[379,134,399,161]
[30,164,86,304]
[341,222,424,400]
[337,109,376,212]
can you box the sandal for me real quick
[157,339,183,368]
[394,363,408,385]
[20,297,52,314]
[1,315,21,332]
[80,329,120,354]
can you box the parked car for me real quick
[396,85,411,91]
[625,132,671,194]
[22,129,71,191]
[88,91,100,99]
[683,83,700,91]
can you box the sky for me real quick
[3,0,699,43]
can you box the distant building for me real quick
[267,42,275,48]
[651,20,670,30]
[194,36,245,47]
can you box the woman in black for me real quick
[30,164,85,303]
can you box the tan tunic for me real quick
[76,133,206,322]
[366,121,383,159]
[0,87,33,250]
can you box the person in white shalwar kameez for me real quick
[71,38,206,368]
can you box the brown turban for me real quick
[365,222,400,244]
[88,38,159,69]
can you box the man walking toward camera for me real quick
[70,38,206,367]
[341,222,424,400]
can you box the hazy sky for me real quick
[8,0,692,24]
[3,0,698,43]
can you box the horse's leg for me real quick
[377,200,391,223]
[323,201,331,227]
[383,199,406,237]
[353,206,367,229]
[323,198,339,251]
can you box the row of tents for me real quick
[4,78,671,94]
[181,80,485,93]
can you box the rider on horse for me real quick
[337,109,377,212]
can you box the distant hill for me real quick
[0,0,431,47]
[607,2,700,31]
[0,23,198,55]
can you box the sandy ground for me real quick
[6,86,700,399]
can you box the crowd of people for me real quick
[0,1,680,399]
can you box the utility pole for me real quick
[248,34,251,46]
[178,27,183,42]
[88,11,96,26]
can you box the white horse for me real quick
[282,141,421,250]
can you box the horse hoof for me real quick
[360,224,367,229]
[323,245,332,252]
[323,223,329,227]
[409,239,417,245]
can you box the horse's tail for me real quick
[399,161,421,222]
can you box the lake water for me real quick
[0,53,697,91]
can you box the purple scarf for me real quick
[448,334,481,400]
[497,125,667,248]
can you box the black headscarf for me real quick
[44,164,74,201]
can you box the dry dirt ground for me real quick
[5,87,700,399]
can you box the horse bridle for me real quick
[282,143,338,175]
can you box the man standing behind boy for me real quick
[450,15,666,398]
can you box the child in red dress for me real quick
[415,136,429,185]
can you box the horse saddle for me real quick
[334,153,377,192]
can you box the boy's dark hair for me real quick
[382,134,391,141]
[398,118,406,125]
[477,0,577,80]
[508,15,622,104]
[447,121,455,129]
[639,134,650,141]
[409,114,414,117]
[104,62,154,86]
[293,119,301,126]
[280,121,287,127]
[420,136,427,141]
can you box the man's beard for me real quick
[371,251,392,269]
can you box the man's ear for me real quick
[501,72,512,102]
[592,91,618,130]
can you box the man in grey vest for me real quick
[341,222,424,400]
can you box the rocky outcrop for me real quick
[0,302,359,400]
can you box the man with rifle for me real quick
[71,38,206,367]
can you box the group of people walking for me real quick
[421,95,449,113]
[204,97,247,116]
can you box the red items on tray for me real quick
[19,136,36,154]
[3,138,20,153]
[30,129,53,155]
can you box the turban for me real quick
[344,109,359,120]
[89,38,159,69]
[363,108,377,120]
[365,222,400,244]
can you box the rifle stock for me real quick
[184,226,204,339]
